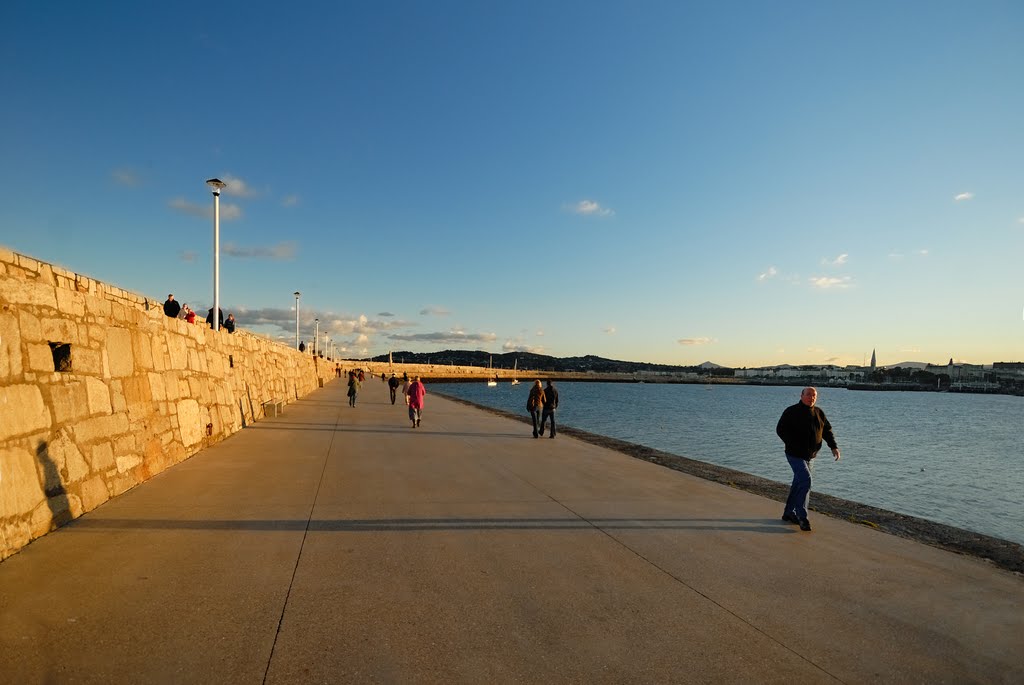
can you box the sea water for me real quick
[431,382,1024,546]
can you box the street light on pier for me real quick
[205,178,227,332]
[293,291,301,350]
[314,318,320,356]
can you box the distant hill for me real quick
[884,361,930,370]
[366,350,714,375]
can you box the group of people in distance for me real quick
[349,371,426,428]
[162,293,235,333]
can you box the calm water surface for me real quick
[432,382,1024,545]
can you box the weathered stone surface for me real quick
[167,335,188,369]
[85,375,112,415]
[148,372,166,402]
[27,342,55,373]
[41,317,80,344]
[79,475,109,511]
[74,346,104,375]
[18,309,42,343]
[55,285,86,317]
[48,380,89,424]
[0,310,23,378]
[105,327,134,377]
[0,385,51,441]
[89,442,115,471]
[116,454,143,473]
[73,413,130,444]
[177,399,202,447]
[0,278,57,308]
[0,446,46,518]
[47,429,90,483]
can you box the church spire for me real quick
[870,349,877,370]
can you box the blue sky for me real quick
[2,1,1022,367]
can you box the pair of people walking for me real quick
[526,380,558,438]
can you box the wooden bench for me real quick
[261,398,284,417]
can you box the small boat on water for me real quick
[511,359,520,385]
[487,356,497,387]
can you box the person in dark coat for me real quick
[206,307,224,329]
[163,294,181,318]
[775,387,841,532]
[539,380,559,438]
[223,313,236,333]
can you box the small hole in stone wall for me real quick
[49,342,72,372]
[229,355,234,368]
[206,423,213,436]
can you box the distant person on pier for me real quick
[527,380,547,438]
[299,341,306,353]
[407,376,426,428]
[775,387,841,532]
[358,369,365,383]
[206,307,224,329]
[347,371,361,407]
[183,305,196,324]
[163,294,180,318]
[388,374,401,404]
[539,380,559,438]
[223,313,236,333]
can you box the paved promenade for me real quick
[2,379,1021,684]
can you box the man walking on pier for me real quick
[407,376,426,428]
[775,387,841,532]
[539,380,559,438]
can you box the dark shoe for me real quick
[782,512,800,524]
[549,435,555,439]
[799,519,812,532]
[533,433,539,438]
[416,420,420,427]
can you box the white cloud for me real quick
[757,266,778,281]
[888,252,904,259]
[917,248,929,256]
[603,326,616,335]
[809,276,853,289]
[179,250,198,263]
[419,306,451,316]
[112,168,141,186]
[536,330,545,337]
[222,241,296,260]
[954,192,974,201]
[282,194,300,207]
[503,339,545,353]
[568,199,614,217]
[678,337,713,346]
[168,197,242,220]
[221,174,258,198]
[1017,217,1024,224]
[821,253,848,266]
[389,330,497,344]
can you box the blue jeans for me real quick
[785,454,812,520]
[540,408,556,437]
[530,409,542,436]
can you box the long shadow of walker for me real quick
[62,517,796,534]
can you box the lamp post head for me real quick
[315,318,319,324]
[206,178,227,195]
[294,291,301,299]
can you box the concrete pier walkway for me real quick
[2,379,1021,684]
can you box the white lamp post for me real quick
[205,178,227,331]
[314,318,320,356]
[293,291,301,349]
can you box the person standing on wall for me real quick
[527,380,546,438]
[775,386,841,532]
[163,294,180,318]
[539,380,559,438]
[407,376,426,428]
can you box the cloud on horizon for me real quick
[822,253,848,266]
[954,191,974,201]
[168,197,242,221]
[568,199,614,217]
[503,340,545,354]
[757,266,778,281]
[378,312,395,317]
[678,337,713,346]
[388,330,497,344]
[222,241,297,260]
[603,326,616,335]
[282,194,300,207]
[809,276,853,289]
[420,306,452,316]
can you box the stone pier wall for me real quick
[0,248,327,560]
